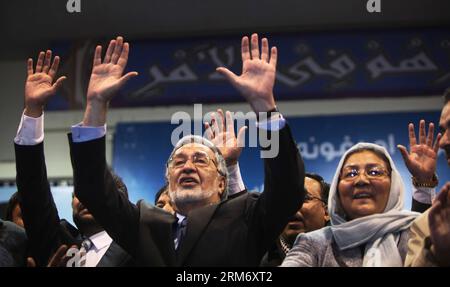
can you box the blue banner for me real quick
[48,27,450,110]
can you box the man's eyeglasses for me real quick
[169,151,217,169]
[340,165,390,182]
[304,193,326,204]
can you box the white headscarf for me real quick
[328,143,419,267]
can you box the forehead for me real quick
[305,177,321,197]
[343,150,388,168]
[173,143,215,158]
[440,103,450,126]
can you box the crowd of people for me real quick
[0,33,449,267]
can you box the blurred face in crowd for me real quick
[281,177,329,244]
[338,150,391,220]
[156,190,175,214]
[167,143,225,214]
[11,204,24,228]
[72,195,96,225]
[439,102,450,165]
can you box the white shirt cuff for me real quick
[255,113,286,131]
[227,163,245,196]
[14,111,44,145]
[71,123,107,143]
[412,186,436,204]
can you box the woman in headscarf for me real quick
[282,143,419,267]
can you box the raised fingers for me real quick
[117,42,130,69]
[27,58,34,76]
[111,36,124,64]
[269,46,278,68]
[241,36,251,63]
[103,39,116,63]
[261,38,269,62]
[48,56,60,79]
[93,45,102,67]
[434,133,442,153]
[35,51,45,73]
[426,122,435,147]
[226,111,235,137]
[250,33,260,59]
[42,50,52,73]
[408,123,417,147]
[419,120,426,145]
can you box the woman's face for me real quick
[338,150,391,220]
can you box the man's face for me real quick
[156,191,175,214]
[167,143,225,210]
[281,177,329,244]
[439,102,450,165]
[72,195,95,224]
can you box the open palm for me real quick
[216,34,277,113]
[87,36,138,103]
[25,50,66,110]
[398,120,441,181]
[205,109,246,166]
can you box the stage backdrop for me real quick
[47,27,450,110]
[113,110,449,209]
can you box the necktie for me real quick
[174,218,187,250]
[79,237,93,267]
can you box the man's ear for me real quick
[323,205,330,223]
[218,176,226,197]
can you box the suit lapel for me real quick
[177,203,219,265]
[97,242,130,267]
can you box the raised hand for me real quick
[204,109,246,166]
[83,36,138,126]
[428,182,450,266]
[397,120,441,182]
[216,33,277,114]
[87,36,138,104]
[26,245,71,267]
[24,50,66,117]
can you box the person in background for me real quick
[14,50,133,267]
[261,173,330,266]
[5,192,24,228]
[405,89,450,267]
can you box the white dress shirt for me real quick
[83,230,113,267]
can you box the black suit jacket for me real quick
[15,142,133,267]
[69,124,305,266]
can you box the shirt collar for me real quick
[89,230,113,251]
[175,213,186,224]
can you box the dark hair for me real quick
[111,172,129,199]
[5,192,21,221]
[154,184,168,205]
[305,173,330,204]
[444,88,450,104]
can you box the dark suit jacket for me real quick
[15,142,133,267]
[0,219,27,266]
[69,124,305,266]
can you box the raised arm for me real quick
[15,51,68,266]
[69,37,140,256]
[397,120,441,212]
[217,34,305,251]
[205,109,247,196]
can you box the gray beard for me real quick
[169,187,215,207]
